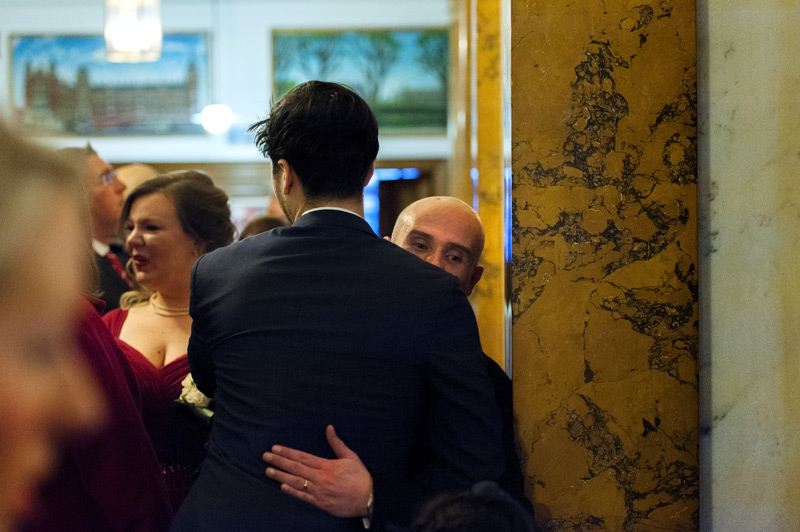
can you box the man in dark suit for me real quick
[263,196,533,520]
[170,81,503,532]
[58,146,131,313]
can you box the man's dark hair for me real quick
[411,481,536,532]
[248,81,379,199]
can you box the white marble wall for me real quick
[698,1,800,530]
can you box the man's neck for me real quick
[294,197,364,221]
[92,225,113,246]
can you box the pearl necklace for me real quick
[149,294,190,317]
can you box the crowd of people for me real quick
[0,80,535,532]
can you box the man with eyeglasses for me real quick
[59,145,130,314]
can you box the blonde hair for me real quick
[119,264,152,309]
[0,123,93,299]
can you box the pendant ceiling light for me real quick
[104,0,162,63]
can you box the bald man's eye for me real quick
[447,254,464,263]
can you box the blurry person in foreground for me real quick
[20,194,173,530]
[0,122,103,531]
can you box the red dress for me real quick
[21,299,172,532]
[103,308,207,512]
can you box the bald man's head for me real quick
[116,163,158,199]
[391,196,484,296]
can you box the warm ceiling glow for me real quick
[104,0,162,63]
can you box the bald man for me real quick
[263,196,532,522]
[390,196,484,296]
[115,163,158,199]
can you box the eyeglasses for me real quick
[98,169,118,186]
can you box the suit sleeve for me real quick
[418,283,505,491]
[484,354,535,518]
[188,255,216,397]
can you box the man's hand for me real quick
[263,424,373,518]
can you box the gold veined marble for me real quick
[510,1,698,530]
[474,0,507,369]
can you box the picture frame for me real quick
[10,33,210,136]
[273,28,449,135]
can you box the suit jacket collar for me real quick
[292,208,377,238]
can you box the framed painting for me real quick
[10,33,209,136]
[273,28,449,135]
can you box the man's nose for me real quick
[427,251,447,270]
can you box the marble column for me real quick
[698,1,800,530]
[475,0,508,368]
[510,1,698,530]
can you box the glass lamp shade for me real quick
[104,0,162,63]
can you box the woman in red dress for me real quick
[103,171,234,511]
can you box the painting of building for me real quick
[12,34,208,136]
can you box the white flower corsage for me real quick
[180,374,212,407]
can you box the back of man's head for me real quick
[411,481,536,532]
[249,81,379,199]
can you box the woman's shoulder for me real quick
[101,307,129,335]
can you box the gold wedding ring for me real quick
[303,479,308,491]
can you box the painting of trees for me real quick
[273,31,344,95]
[350,31,401,105]
[417,30,448,95]
[272,28,449,134]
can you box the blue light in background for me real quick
[363,177,380,234]
[470,167,479,211]
[504,166,512,263]
[363,168,420,234]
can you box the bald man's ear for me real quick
[464,265,484,297]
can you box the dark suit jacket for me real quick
[95,244,131,314]
[483,355,535,519]
[171,210,503,532]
